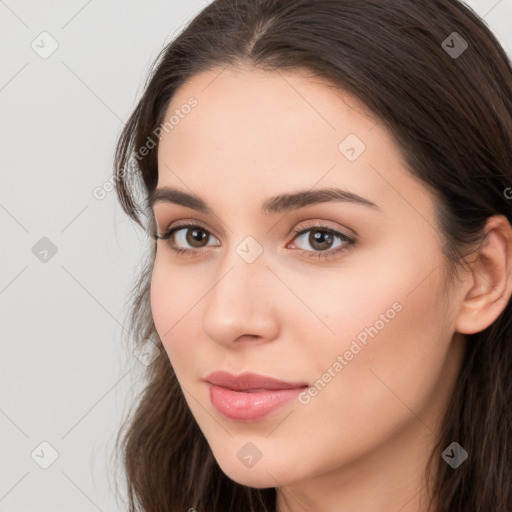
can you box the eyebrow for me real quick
[146,186,381,215]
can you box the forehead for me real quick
[155,65,433,221]
[159,65,379,167]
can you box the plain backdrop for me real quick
[1,1,511,510]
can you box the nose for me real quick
[201,248,280,348]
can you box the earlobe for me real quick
[455,215,512,335]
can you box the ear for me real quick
[456,215,512,334]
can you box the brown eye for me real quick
[156,224,221,253]
[291,227,347,252]
[288,225,355,261]
[184,227,209,248]
[308,230,335,251]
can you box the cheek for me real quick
[149,257,197,376]
[297,255,452,433]
[291,232,447,381]
[150,258,170,341]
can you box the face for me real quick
[150,65,466,490]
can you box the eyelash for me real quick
[152,222,356,261]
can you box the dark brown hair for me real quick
[110,1,512,510]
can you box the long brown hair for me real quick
[110,1,512,510]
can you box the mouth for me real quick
[204,371,309,422]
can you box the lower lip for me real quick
[208,384,306,422]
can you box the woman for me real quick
[111,0,512,510]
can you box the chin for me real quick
[213,453,290,489]
[222,468,279,489]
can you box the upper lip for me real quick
[204,371,308,391]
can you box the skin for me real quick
[149,64,512,512]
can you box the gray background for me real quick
[1,1,510,510]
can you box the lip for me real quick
[204,371,308,391]
[204,371,308,422]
